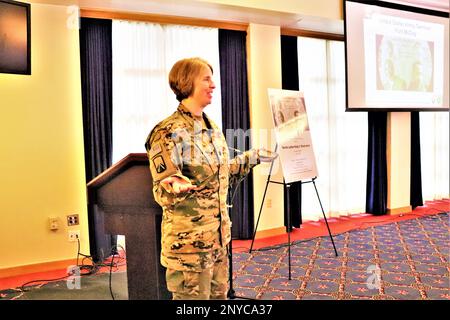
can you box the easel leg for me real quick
[249,153,277,253]
[312,179,338,257]
[286,184,292,280]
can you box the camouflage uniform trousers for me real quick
[165,246,229,300]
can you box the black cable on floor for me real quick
[17,235,117,293]
[109,248,115,301]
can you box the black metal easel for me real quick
[249,145,338,280]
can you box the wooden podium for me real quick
[87,153,171,300]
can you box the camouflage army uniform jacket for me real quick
[145,104,259,272]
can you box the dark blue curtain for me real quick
[218,29,254,239]
[281,35,302,229]
[366,112,388,215]
[79,18,115,261]
[366,112,423,213]
[410,112,423,209]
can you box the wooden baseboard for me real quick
[387,206,412,215]
[0,259,79,279]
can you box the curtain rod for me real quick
[80,9,248,31]
[80,9,344,41]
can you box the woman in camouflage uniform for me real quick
[145,57,263,300]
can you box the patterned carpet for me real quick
[232,213,450,300]
[1,213,448,300]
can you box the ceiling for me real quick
[28,0,343,34]
[28,0,449,35]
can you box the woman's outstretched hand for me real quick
[161,176,197,194]
[257,148,279,162]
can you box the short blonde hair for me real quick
[169,57,214,102]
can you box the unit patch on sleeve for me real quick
[148,142,178,182]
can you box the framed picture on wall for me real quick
[0,0,31,75]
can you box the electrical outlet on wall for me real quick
[49,217,59,231]
[67,214,79,226]
[68,230,80,242]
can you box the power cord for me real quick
[18,236,125,295]
[19,240,86,293]
[75,237,98,276]
[106,243,126,300]
[19,274,73,293]
[109,247,115,300]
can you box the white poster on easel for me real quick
[268,88,318,183]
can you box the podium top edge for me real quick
[87,153,149,188]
